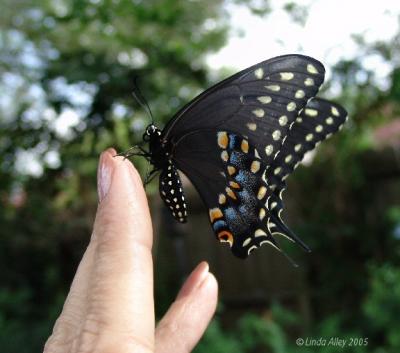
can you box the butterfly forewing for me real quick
[267,98,348,189]
[265,98,348,241]
[163,54,325,153]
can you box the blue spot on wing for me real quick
[235,170,247,184]
[228,134,239,149]
[225,207,237,222]
[212,219,227,231]
[229,151,241,166]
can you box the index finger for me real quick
[87,148,154,351]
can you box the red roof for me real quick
[374,119,400,147]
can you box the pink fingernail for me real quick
[177,261,209,299]
[97,149,116,202]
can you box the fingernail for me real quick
[97,148,116,202]
[177,261,209,299]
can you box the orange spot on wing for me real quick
[209,208,223,222]
[218,230,233,246]
[229,181,240,189]
[241,140,249,153]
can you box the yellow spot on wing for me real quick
[295,89,305,99]
[221,150,229,161]
[265,84,280,92]
[279,115,288,126]
[247,123,257,131]
[306,133,314,141]
[257,186,267,200]
[226,187,237,200]
[307,63,318,74]
[304,77,314,86]
[255,229,267,237]
[250,160,261,173]
[257,96,272,104]
[326,117,334,125]
[218,194,226,204]
[265,144,274,156]
[331,106,340,116]
[217,131,228,148]
[274,167,281,175]
[254,68,264,79]
[280,72,294,80]
[259,208,266,220]
[305,108,318,117]
[272,130,281,141]
[252,108,265,118]
[285,155,292,163]
[242,237,252,247]
[227,165,236,175]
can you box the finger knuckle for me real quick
[77,315,154,353]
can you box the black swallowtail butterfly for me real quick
[119,54,347,259]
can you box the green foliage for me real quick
[1,0,400,352]
[364,265,400,350]
[194,305,293,353]
[283,2,308,26]
[0,287,63,352]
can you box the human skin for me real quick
[44,148,218,353]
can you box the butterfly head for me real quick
[143,124,161,141]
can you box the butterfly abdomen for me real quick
[159,161,187,223]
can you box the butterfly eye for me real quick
[143,124,157,141]
[143,132,151,141]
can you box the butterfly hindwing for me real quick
[174,130,294,258]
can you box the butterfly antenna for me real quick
[132,76,155,124]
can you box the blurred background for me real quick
[1,0,400,352]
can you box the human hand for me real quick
[44,148,218,353]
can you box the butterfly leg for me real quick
[143,168,159,186]
[115,145,151,159]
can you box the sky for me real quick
[208,0,398,87]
